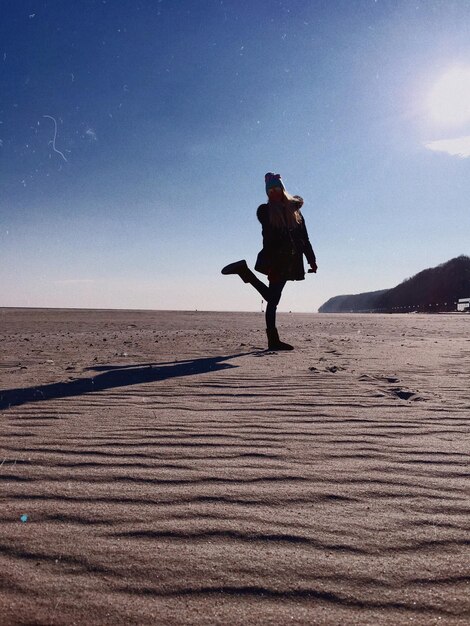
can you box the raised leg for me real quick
[221,260,270,301]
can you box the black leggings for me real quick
[247,275,286,330]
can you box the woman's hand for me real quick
[308,262,318,274]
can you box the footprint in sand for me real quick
[358,374,424,402]
[389,387,424,402]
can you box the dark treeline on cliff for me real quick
[319,256,470,313]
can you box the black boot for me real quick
[266,328,294,351]
[221,260,252,283]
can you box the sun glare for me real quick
[427,66,470,126]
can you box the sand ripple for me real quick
[1,310,469,625]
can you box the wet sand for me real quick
[1,309,469,625]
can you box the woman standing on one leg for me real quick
[222,172,317,351]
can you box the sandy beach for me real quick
[1,309,469,625]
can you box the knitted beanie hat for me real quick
[265,172,285,194]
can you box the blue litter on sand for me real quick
[20,514,28,523]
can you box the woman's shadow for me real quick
[0,352,258,411]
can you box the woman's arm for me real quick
[257,204,283,254]
[300,219,317,271]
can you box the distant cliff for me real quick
[319,256,470,313]
[318,289,388,313]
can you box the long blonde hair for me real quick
[267,190,304,230]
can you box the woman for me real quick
[222,172,317,350]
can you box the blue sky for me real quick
[1,0,469,311]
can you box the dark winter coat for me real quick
[255,202,317,282]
